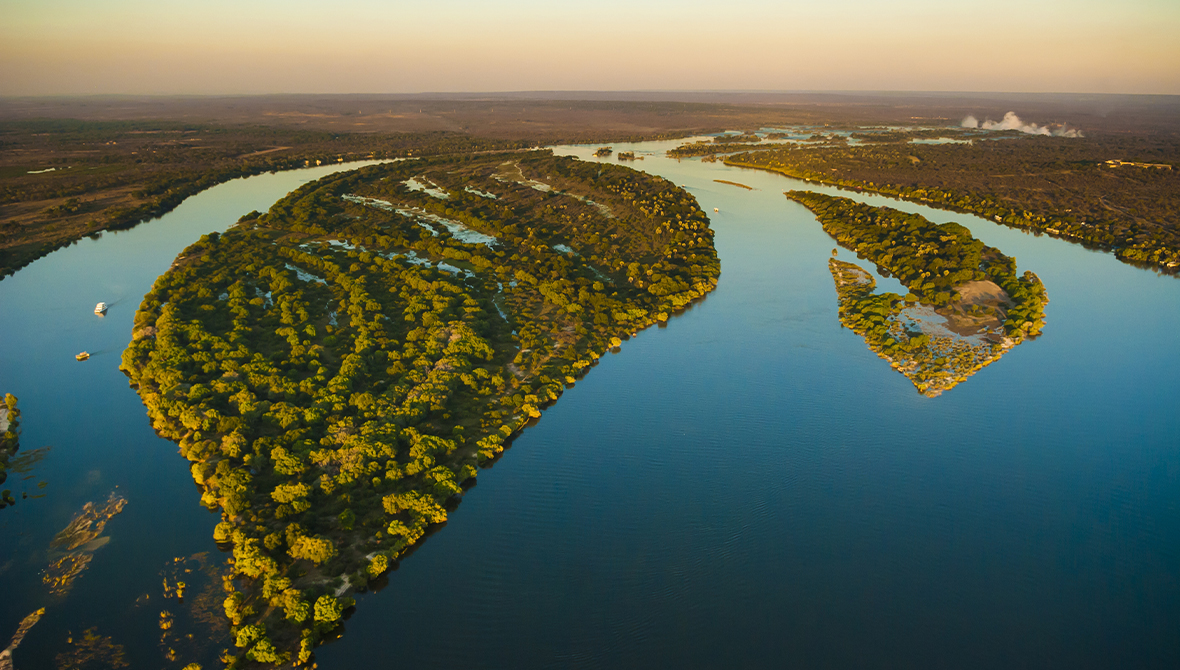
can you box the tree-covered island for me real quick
[120,151,719,666]
[787,192,1048,397]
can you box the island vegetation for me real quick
[715,133,761,143]
[728,136,1180,272]
[120,150,719,666]
[668,139,771,159]
[1,393,21,508]
[714,179,754,190]
[787,192,1048,396]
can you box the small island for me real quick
[786,191,1048,397]
[714,179,754,190]
[714,132,761,143]
[121,151,719,666]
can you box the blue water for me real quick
[321,142,1180,669]
[2,142,1178,669]
[0,162,385,668]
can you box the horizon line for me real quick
[3,89,1179,101]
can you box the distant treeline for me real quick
[727,136,1180,273]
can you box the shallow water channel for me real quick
[2,142,1179,669]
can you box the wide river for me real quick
[2,142,1178,669]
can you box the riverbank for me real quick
[723,138,1180,274]
[0,124,535,281]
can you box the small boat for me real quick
[714,208,719,212]
[76,352,90,361]
[95,302,107,315]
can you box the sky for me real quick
[1,0,1178,96]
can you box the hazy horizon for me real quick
[3,0,1178,97]
[4,89,1180,100]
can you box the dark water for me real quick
[0,162,385,668]
[2,143,1179,669]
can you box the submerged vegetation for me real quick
[788,192,1048,397]
[44,492,129,596]
[120,150,719,665]
[2,607,47,668]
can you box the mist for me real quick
[961,111,1083,137]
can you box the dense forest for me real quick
[727,135,1180,272]
[120,151,719,666]
[0,121,531,280]
[787,192,1048,396]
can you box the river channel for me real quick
[2,142,1179,669]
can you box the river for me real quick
[2,142,1179,669]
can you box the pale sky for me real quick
[1,0,1177,96]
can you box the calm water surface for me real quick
[0,162,385,668]
[2,143,1178,669]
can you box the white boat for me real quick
[95,302,107,315]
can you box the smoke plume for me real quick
[960,111,1082,138]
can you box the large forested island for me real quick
[787,192,1048,397]
[119,151,719,665]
